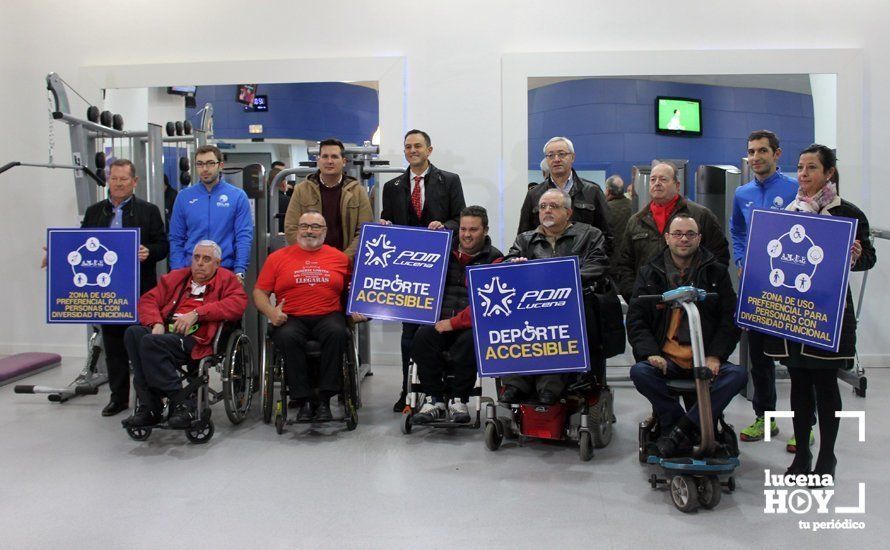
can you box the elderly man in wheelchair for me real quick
[254,211,365,429]
[121,240,249,438]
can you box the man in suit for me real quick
[380,129,466,411]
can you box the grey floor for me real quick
[1,357,888,549]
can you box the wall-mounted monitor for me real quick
[167,86,197,96]
[243,94,268,112]
[236,84,258,105]
[656,96,702,137]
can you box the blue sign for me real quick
[467,257,589,377]
[347,224,451,324]
[736,209,857,352]
[47,228,140,324]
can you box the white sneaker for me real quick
[449,399,471,423]
[412,397,446,424]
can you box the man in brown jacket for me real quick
[283,138,373,262]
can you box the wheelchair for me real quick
[124,322,256,444]
[399,352,495,434]
[261,320,360,433]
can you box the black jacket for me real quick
[505,222,608,287]
[81,196,168,294]
[440,237,504,319]
[762,198,876,361]
[627,247,740,363]
[518,170,612,254]
[381,163,466,232]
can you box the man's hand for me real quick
[435,319,453,333]
[350,312,369,324]
[172,311,198,335]
[236,272,245,285]
[705,356,721,376]
[378,219,392,226]
[508,257,528,263]
[270,299,288,327]
[648,355,667,374]
[152,323,165,335]
[138,245,150,262]
[850,239,862,267]
[427,221,444,230]
[737,265,743,279]
[40,246,47,269]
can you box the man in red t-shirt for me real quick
[254,211,363,422]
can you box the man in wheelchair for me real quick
[122,240,248,428]
[410,206,503,424]
[499,188,610,405]
[627,214,745,457]
[253,211,363,423]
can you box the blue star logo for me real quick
[364,234,396,268]
[477,276,516,317]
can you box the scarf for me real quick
[650,194,681,234]
[789,182,838,214]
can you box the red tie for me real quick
[411,175,423,219]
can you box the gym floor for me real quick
[1,356,887,549]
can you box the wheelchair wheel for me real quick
[275,411,285,435]
[484,421,502,451]
[185,420,214,444]
[589,388,613,449]
[400,411,412,434]
[669,475,700,513]
[698,476,722,509]
[223,330,255,425]
[579,431,594,462]
[262,348,278,424]
[341,342,359,430]
[126,426,152,441]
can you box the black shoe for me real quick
[315,401,333,422]
[392,392,407,413]
[122,405,160,428]
[500,385,525,404]
[656,417,695,458]
[168,402,196,429]
[296,402,314,422]
[102,400,128,417]
[537,390,558,405]
[812,454,836,479]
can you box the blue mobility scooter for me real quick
[637,287,740,512]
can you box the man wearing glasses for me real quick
[517,136,612,254]
[627,214,744,457]
[168,145,254,281]
[615,162,729,300]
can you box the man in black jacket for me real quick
[380,129,467,411]
[500,189,609,404]
[410,206,503,424]
[81,159,168,416]
[627,214,744,457]
[517,136,612,255]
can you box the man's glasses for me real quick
[195,161,220,169]
[544,152,572,160]
[539,202,566,211]
[668,231,700,240]
[298,223,326,231]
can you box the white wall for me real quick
[2,0,889,365]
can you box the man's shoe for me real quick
[296,402,314,422]
[656,417,696,457]
[740,416,779,442]
[449,399,471,424]
[315,401,333,422]
[102,400,128,417]
[167,402,196,429]
[392,391,407,413]
[786,430,816,453]
[412,398,446,425]
[122,405,160,428]
[500,385,525,404]
[537,390,558,405]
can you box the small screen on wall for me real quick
[236,84,258,105]
[656,96,702,136]
[244,95,268,112]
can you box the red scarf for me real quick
[650,195,681,234]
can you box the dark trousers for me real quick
[501,374,567,397]
[789,365,841,469]
[630,358,747,429]
[411,326,476,402]
[400,322,421,394]
[101,324,132,403]
[747,330,777,417]
[270,313,345,401]
[124,325,194,410]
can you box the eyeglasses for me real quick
[195,161,220,169]
[539,202,566,211]
[668,231,700,240]
[298,223,326,231]
[544,152,572,160]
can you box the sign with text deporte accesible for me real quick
[47,228,140,324]
[736,209,857,352]
[347,224,451,324]
[467,257,589,377]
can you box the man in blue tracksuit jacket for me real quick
[168,145,254,278]
[730,130,801,448]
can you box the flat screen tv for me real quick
[243,94,268,112]
[167,86,196,96]
[656,96,702,136]
[236,84,258,105]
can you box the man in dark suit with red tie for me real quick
[380,129,466,411]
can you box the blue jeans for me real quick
[630,357,746,430]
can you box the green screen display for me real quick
[657,97,701,134]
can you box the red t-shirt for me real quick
[255,245,349,316]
